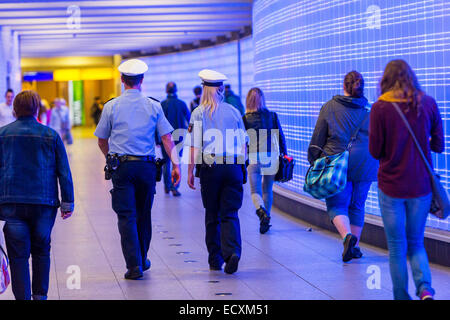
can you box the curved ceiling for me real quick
[0,0,252,57]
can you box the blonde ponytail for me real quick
[200,85,224,117]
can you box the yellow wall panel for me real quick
[53,69,81,81]
[81,68,114,80]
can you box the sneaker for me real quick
[420,290,434,300]
[342,234,357,262]
[164,188,170,194]
[171,189,181,197]
[224,254,239,274]
[352,246,363,259]
[256,207,271,234]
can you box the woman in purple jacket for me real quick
[369,60,444,300]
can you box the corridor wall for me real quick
[140,36,254,109]
[253,0,450,231]
[0,27,21,96]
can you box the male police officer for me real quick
[95,59,181,280]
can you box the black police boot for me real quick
[209,264,222,271]
[256,207,271,234]
[124,266,143,280]
[224,254,239,274]
[143,259,151,272]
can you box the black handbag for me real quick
[392,102,449,219]
[275,154,295,182]
[271,112,294,182]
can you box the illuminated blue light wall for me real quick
[140,37,253,109]
[253,0,450,231]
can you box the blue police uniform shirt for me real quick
[185,101,248,158]
[94,89,173,156]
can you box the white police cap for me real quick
[118,59,148,76]
[198,69,228,87]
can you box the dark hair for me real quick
[13,90,40,118]
[166,82,177,94]
[5,89,13,96]
[380,59,423,113]
[121,74,143,87]
[224,84,231,90]
[193,86,202,96]
[94,96,100,100]
[344,71,364,98]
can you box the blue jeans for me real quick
[325,181,372,227]
[0,204,57,300]
[378,189,434,300]
[161,142,181,192]
[248,164,275,215]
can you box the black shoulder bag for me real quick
[271,112,294,182]
[392,102,449,219]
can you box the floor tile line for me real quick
[149,244,195,300]
[78,196,127,300]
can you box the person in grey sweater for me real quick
[308,71,378,262]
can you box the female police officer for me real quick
[185,69,248,274]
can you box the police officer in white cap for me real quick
[185,69,248,274]
[95,59,181,279]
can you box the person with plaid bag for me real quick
[308,71,378,262]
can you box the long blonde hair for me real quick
[200,85,224,117]
[246,87,266,113]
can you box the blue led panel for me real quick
[140,37,253,108]
[253,0,450,231]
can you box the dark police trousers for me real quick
[199,164,243,267]
[110,161,156,269]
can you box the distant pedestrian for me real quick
[190,86,202,112]
[224,84,245,116]
[0,89,16,127]
[91,96,103,126]
[161,82,190,196]
[48,98,73,145]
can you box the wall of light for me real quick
[253,0,450,231]
[140,37,254,108]
[0,27,21,96]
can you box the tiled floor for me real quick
[1,133,449,300]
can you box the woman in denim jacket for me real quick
[0,91,74,300]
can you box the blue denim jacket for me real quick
[0,117,74,212]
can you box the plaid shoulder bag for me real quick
[303,111,369,199]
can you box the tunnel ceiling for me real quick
[0,0,252,57]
